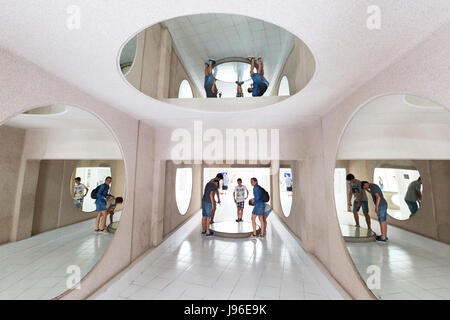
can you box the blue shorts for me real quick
[377,204,388,222]
[353,200,369,214]
[252,206,265,216]
[405,200,418,214]
[202,201,212,218]
[96,199,107,212]
[236,201,245,209]
[204,74,216,97]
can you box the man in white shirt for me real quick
[73,177,88,209]
[233,178,249,222]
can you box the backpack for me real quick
[259,185,270,203]
[90,185,101,200]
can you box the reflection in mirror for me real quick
[373,167,422,220]
[279,168,293,217]
[0,105,125,300]
[175,168,193,215]
[334,94,450,300]
[119,13,315,111]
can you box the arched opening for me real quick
[278,76,290,96]
[178,80,194,99]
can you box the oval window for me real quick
[280,168,293,217]
[175,168,193,215]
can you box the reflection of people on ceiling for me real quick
[248,57,269,97]
[235,80,244,97]
[404,177,422,217]
[204,59,218,98]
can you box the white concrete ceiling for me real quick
[162,13,295,97]
[0,1,449,129]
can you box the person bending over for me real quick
[346,173,371,230]
[404,177,422,218]
[204,59,218,98]
[106,195,123,227]
[361,181,388,242]
[247,57,269,97]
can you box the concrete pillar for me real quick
[156,27,173,99]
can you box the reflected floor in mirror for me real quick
[92,195,349,300]
[338,211,450,300]
[0,214,120,300]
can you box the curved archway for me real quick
[178,80,194,99]
[278,76,290,96]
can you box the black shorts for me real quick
[287,187,293,192]
[222,186,228,190]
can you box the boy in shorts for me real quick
[361,181,388,242]
[204,59,218,98]
[234,178,249,222]
[106,195,123,227]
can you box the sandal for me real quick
[94,229,100,232]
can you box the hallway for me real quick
[92,194,349,300]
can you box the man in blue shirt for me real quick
[95,176,112,233]
[201,173,223,237]
[361,181,388,242]
[247,57,269,97]
[204,59,218,98]
[250,177,266,238]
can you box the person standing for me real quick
[235,80,244,97]
[222,172,229,194]
[249,177,266,238]
[346,173,371,230]
[234,178,249,222]
[404,177,422,217]
[94,176,112,233]
[201,174,222,237]
[73,177,88,209]
[210,173,223,224]
[204,59,218,98]
[361,181,388,242]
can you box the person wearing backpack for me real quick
[94,176,112,233]
[249,177,268,238]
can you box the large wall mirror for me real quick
[334,94,450,300]
[0,105,125,300]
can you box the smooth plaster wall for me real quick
[0,125,26,244]
[341,159,450,244]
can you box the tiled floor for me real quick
[0,216,116,300]
[92,195,349,300]
[338,211,450,300]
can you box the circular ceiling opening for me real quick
[118,13,315,112]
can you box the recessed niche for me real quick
[118,13,315,111]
